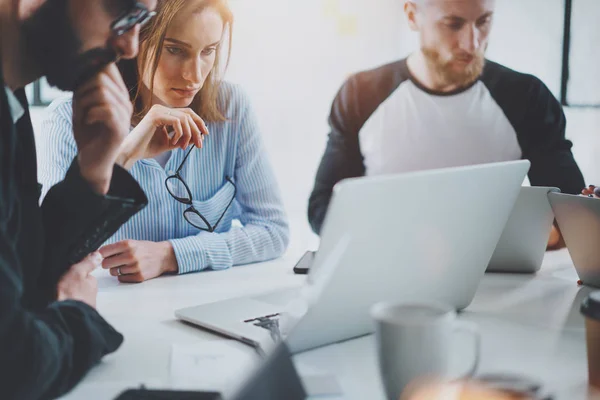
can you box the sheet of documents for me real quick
[170,341,260,395]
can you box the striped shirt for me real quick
[38,82,289,273]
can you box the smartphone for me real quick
[115,388,222,400]
[293,251,315,275]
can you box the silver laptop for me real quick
[486,186,560,273]
[175,160,530,353]
[549,192,600,287]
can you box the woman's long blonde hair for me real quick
[119,0,233,123]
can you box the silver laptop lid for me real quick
[287,160,530,353]
[549,192,600,287]
[487,186,560,273]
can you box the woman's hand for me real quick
[117,104,209,169]
[99,240,179,283]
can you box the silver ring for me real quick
[117,267,122,276]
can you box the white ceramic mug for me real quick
[370,302,480,400]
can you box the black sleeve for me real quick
[481,63,585,195]
[0,76,132,399]
[36,159,147,304]
[0,226,123,400]
[521,79,585,194]
[308,60,409,234]
[308,77,366,234]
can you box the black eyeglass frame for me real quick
[165,146,237,233]
[110,1,156,37]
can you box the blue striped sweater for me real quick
[38,82,289,273]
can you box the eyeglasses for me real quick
[165,146,237,233]
[111,1,156,37]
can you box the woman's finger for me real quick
[183,108,209,136]
[168,117,184,145]
[186,114,203,148]
[99,241,133,258]
[103,252,135,270]
[118,273,145,283]
[178,114,192,149]
[162,125,172,140]
[109,264,139,277]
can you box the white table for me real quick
[62,248,595,400]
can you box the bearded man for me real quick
[0,1,155,398]
[308,0,585,250]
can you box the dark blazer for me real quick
[0,65,147,399]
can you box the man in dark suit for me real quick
[0,1,157,399]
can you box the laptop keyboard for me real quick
[244,313,282,342]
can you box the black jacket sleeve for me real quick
[0,78,145,400]
[0,226,123,400]
[521,79,585,194]
[481,62,586,194]
[308,61,408,234]
[308,77,366,234]
[38,159,147,295]
[0,158,145,399]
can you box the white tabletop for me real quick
[61,247,595,400]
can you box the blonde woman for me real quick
[40,0,289,282]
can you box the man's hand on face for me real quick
[72,64,134,195]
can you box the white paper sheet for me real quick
[169,341,260,395]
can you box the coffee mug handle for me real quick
[453,321,481,379]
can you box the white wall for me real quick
[225,0,409,221]
[31,0,600,248]
[569,0,600,104]
[223,0,600,240]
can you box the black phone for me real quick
[115,388,222,400]
[293,251,315,275]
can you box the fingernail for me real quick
[92,252,103,268]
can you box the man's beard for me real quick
[21,0,118,91]
[422,46,486,89]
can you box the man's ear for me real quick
[404,1,420,32]
[18,0,47,20]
